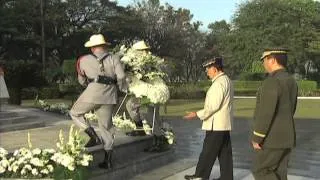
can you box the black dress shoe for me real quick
[184,174,207,180]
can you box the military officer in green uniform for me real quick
[251,48,298,180]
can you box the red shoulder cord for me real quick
[76,56,86,77]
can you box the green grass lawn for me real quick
[157,99,320,119]
[22,98,320,120]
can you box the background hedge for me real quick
[169,80,319,99]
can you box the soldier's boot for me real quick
[126,121,146,136]
[144,135,158,152]
[98,150,113,169]
[84,127,102,148]
[150,135,170,153]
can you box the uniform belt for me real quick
[88,75,117,85]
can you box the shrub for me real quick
[233,81,262,90]
[21,87,39,99]
[238,72,266,81]
[297,80,317,91]
[2,60,47,104]
[62,59,76,75]
[169,83,206,99]
[3,60,46,88]
[7,88,21,104]
[38,86,61,99]
[168,80,319,98]
[235,89,258,96]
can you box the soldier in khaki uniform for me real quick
[124,41,149,137]
[70,34,127,169]
[251,48,298,180]
[125,40,167,152]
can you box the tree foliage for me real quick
[209,0,320,79]
[0,0,319,85]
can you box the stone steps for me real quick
[87,136,175,180]
[0,110,46,132]
[90,149,174,180]
[0,111,19,118]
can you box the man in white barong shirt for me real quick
[184,57,234,180]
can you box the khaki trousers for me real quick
[70,100,115,150]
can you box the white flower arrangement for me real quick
[0,133,56,179]
[85,111,154,135]
[121,48,165,80]
[0,148,9,175]
[128,77,170,104]
[142,120,152,135]
[51,125,93,172]
[0,126,92,179]
[34,97,70,116]
[163,130,175,145]
[112,112,137,132]
[84,111,97,121]
[120,44,170,104]
[161,122,176,145]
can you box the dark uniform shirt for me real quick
[252,69,298,148]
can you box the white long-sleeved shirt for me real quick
[196,73,234,131]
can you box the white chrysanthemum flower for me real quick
[12,164,19,172]
[146,78,170,104]
[84,112,98,121]
[0,148,8,158]
[67,164,75,171]
[24,164,32,170]
[32,148,41,155]
[43,148,55,154]
[8,157,15,163]
[0,159,9,167]
[128,77,150,98]
[61,154,74,168]
[30,157,44,167]
[47,164,54,172]
[82,154,93,161]
[13,150,19,156]
[80,159,89,166]
[31,168,38,176]
[21,168,27,175]
[40,168,49,174]
[167,138,174,145]
[112,112,136,132]
[0,166,5,174]
[17,157,26,164]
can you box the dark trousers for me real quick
[195,131,233,180]
[252,148,291,180]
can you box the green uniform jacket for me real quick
[252,69,298,148]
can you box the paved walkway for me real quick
[133,117,320,179]
[1,105,319,179]
[164,165,316,180]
